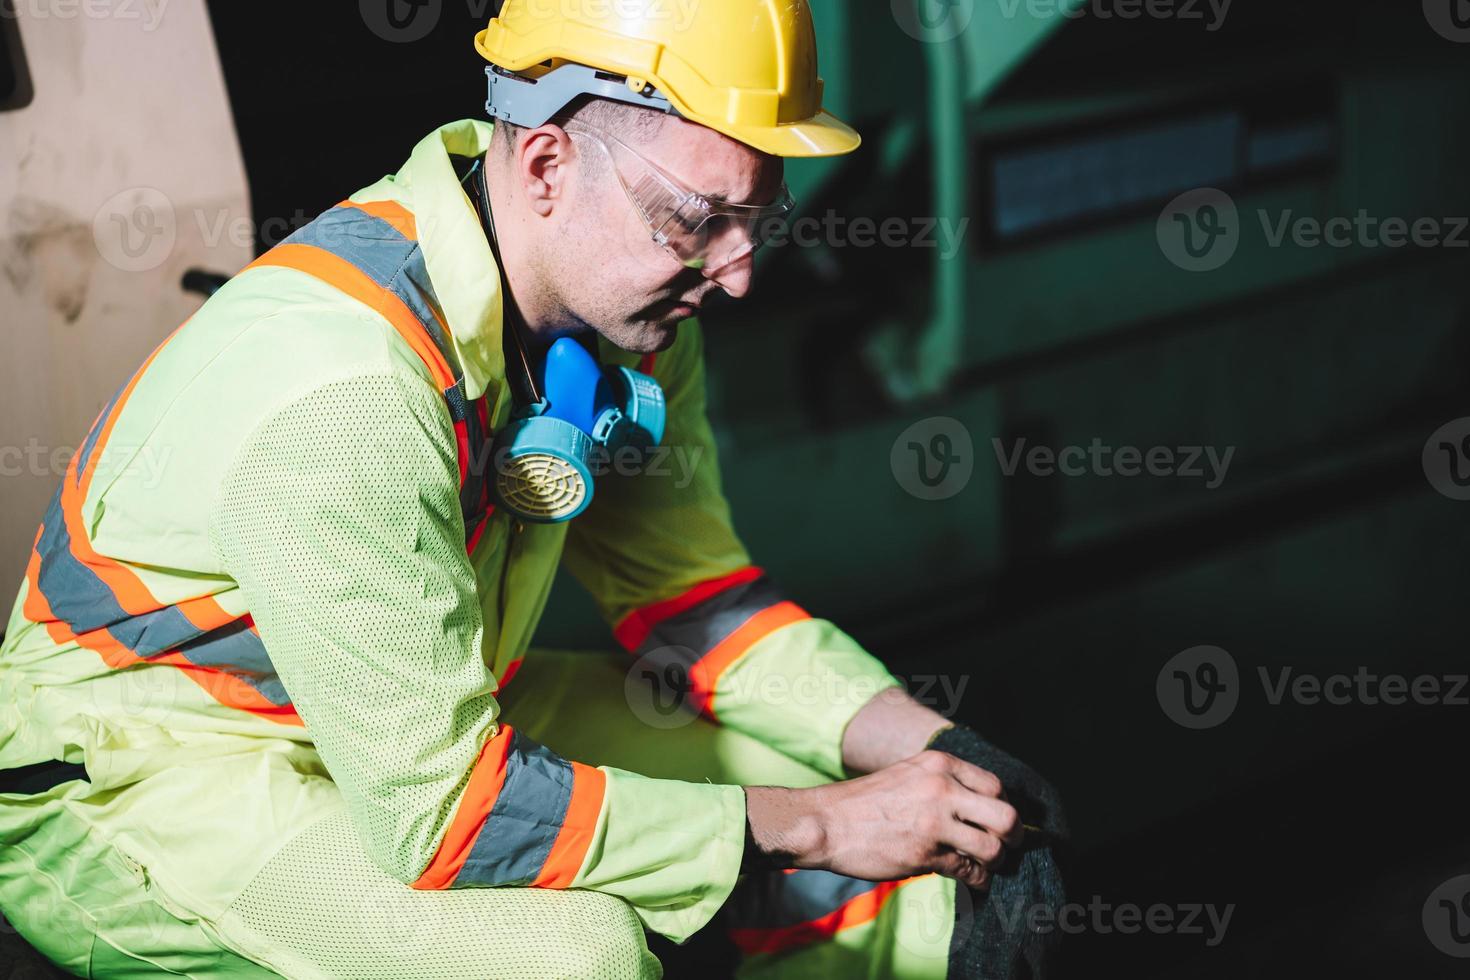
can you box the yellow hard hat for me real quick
[474,0,860,158]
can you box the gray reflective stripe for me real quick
[396,244,451,364]
[444,374,470,424]
[108,604,204,660]
[281,202,492,529]
[635,575,788,662]
[460,396,490,539]
[726,869,887,931]
[34,493,199,657]
[74,383,124,487]
[34,491,130,634]
[282,205,461,416]
[35,198,491,718]
[174,621,292,707]
[632,575,790,713]
[460,729,575,886]
[32,491,291,706]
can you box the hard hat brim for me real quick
[476,0,864,158]
[708,109,862,159]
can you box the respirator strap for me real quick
[461,155,542,410]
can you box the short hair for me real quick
[492,94,669,171]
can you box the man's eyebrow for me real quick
[688,178,736,204]
[706,183,771,206]
[655,159,734,203]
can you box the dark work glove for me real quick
[928,723,1069,980]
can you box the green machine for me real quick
[538,1,1470,859]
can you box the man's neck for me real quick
[478,154,565,343]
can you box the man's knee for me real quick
[531,891,660,980]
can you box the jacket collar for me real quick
[391,119,507,412]
[376,119,650,421]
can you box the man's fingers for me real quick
[950,789,1024,847]
[940,816,1006,866]
[938,753,1006,800]
[935,850,990,890]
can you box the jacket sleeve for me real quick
[209,363,743,942]
[562,322,904,779]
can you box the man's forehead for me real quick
[649,118,784,204]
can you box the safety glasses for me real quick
[559,119,796,272]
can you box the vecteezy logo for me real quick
[92,187,176,274]
[914,434,959,487]
[1176,207,1225,258]
[1423,418,1470,501]
[623,648,700,730]
[360,0,442,43]
[895,875,972,960]
[891,417,975,501]
[1157,188,1240,272]
[1424,0,1470,42]
[1156,646,1239,729]
[1424,875,1470,957]
[892,0,974,43]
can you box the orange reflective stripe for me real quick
[728,877,923,956]
[40,318,253,670]
[23,542,303,726]
[694,600,810,720]
[43,317,242,637]
[496,656,523,689]
[172,594,244,634]
[247,244,458,392]
[340,198,418,241]
[20,527,52,627]
[532,763,606,888]
[412,725,515,890]
[150,650,305,725]
[26,536,140,670]
[59,324,187,616]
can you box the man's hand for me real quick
[744,750,1023,890]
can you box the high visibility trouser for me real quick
[1,649,957,979]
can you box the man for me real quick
[0,2,1062,977]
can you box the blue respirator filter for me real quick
[491,337,666,523]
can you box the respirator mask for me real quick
[463,156,667,524]
[491,333,665,523]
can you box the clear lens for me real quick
[563,121,796,272]
[620,163,691,241]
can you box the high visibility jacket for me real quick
[0,119,901,941]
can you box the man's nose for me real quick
[705,250,755,299]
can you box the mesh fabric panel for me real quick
[221,812,661,980]
[210,373,495,887]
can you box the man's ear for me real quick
[514,125,577,218]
